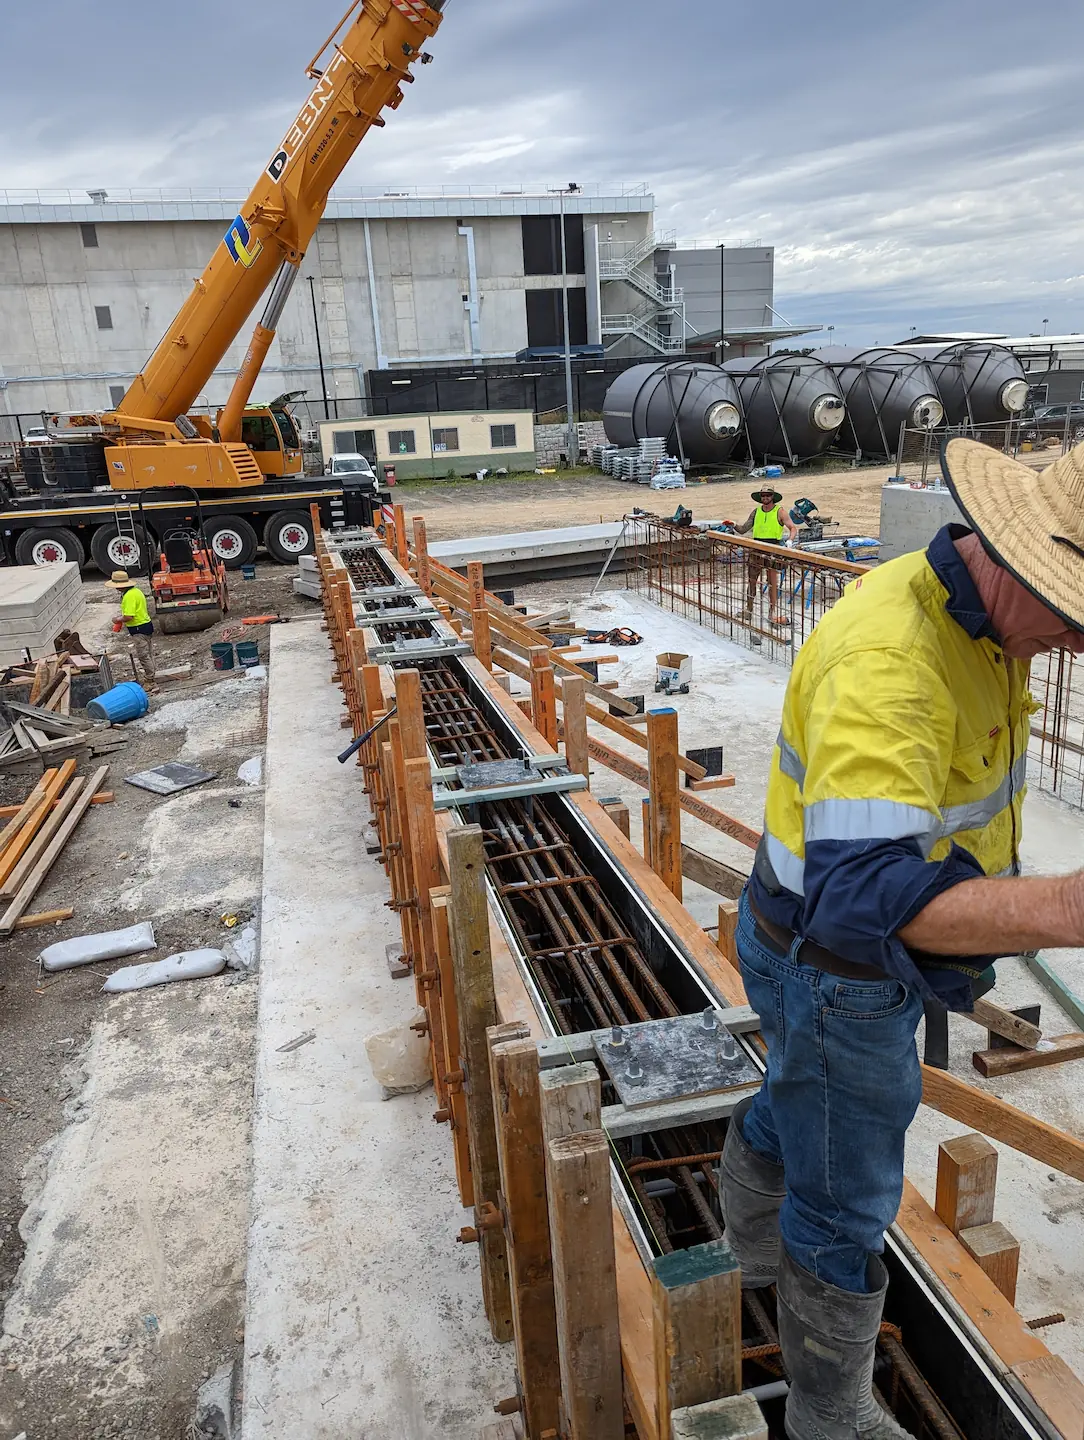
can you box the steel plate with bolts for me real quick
[593,1008,761,1109]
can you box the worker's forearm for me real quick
[899,872,1084,954]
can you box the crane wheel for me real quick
[265,509,315,563]
[204,516,258,569]
[15,526,86,568]
[158,607,224,635]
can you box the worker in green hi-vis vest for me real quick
[107,570,159,693]
[735,484,798,626]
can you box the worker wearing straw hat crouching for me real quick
[718,437,1084,1440]
[107,570,159,694]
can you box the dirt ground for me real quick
[393,460,895,543]
[0,562,322,1440]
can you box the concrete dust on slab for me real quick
[0,980,255,1438]
[243,623,513,1439]
[519,581,1084,1376]
[1,559,303,1440]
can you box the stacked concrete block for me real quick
[293,555,323,601]
[0,563,85,667]
[534,420,609,467]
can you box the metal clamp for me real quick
[368,638,472,663]
[433,772,588,810]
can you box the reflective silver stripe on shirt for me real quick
[804,797,940,850]
[776,732,807,789]
[764,832,806,896]
[939,753,1028,841]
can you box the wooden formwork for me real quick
[315,518,1084,1440]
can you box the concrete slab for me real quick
[0,562,85,665]
[547,586,1084,1376]
[430,522,633,584]
[242,624,512,1439]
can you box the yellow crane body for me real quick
[97,0,444,491]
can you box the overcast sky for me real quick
[4,0,1083,347]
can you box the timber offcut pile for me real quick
[0,648,128,772]
[0,760,111,935]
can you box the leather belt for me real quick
[749,900,890,982]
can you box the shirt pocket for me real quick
[950,735,999,786]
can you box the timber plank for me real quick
[447,825,514,1342]
[0,767,108,933]
[973,1032,1084,1078]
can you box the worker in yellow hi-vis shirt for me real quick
[107,570,158,693]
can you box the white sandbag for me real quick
[101,948,226,993]
[224,924,258,972]
[364,1006,431,1097]
[237,755,263,786]
[40,922,157,974]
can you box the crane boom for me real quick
[116,0,445,428]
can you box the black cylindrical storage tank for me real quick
[812,347,945,457]
[602,362,743,464]
[900,343,1029,427]
[722,355,846,463]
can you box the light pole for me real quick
[827,324,835,347]
[1043,318,1050,336]
[556,183,580,466]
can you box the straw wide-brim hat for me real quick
[752,488,783,503]
[105,569,135,589]
[943,437,1084,633]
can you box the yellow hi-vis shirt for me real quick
[752,526,1036,1008]
[121,585,151,629]
[753,504,786,542]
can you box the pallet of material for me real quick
[0,762,110,934]
[0,696,125,771]
[0,563,85,668]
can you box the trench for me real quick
[341,534,1049,1440]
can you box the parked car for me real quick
[1021,403,1084,445]
[325,452,378,486]
[22,427,52,446]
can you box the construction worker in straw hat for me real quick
[734,484,798,626]
[106,570,159,693]
[718,437,1084,1440]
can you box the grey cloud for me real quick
[3,0,1084,342]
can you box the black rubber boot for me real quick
[777,1248,914,1440]
[718,1096,786,1288]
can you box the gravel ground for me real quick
[0,561,321,1440]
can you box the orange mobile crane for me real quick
[2,0,445,571]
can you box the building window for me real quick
[81,223,99,249]
[388,429,416,454]
[334,429,376,457]
[522,215,585,275]
[108,384,126,408]
[525,289,588,349]
[95,305,113,331]
[431,427,459,453]
[491,424,517,449]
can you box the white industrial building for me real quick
[0,184,810,437]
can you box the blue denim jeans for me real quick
[736,890,924,1294]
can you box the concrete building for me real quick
[0,184,810,439]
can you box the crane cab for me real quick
[236,396,304,480]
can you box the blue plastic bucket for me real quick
[241,564,257,580]
[235,640,260,668]
[212,642,235,671]
[86,681,150,725]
